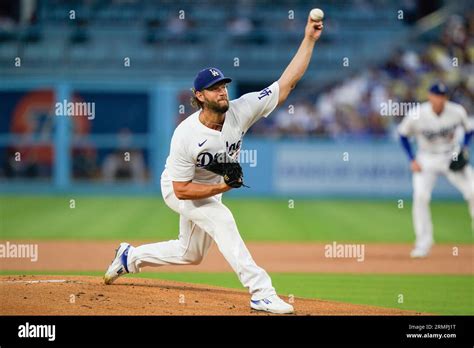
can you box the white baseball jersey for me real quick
[162,81,279,184]
[398,101,473,154]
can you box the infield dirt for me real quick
[1,241,471,274]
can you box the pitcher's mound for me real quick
[1,275,424,316]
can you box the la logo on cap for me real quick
[209,69,220,77]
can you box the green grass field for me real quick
[1,196,472,315]
[0,196,472,242]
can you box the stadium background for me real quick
[0,0,472,315]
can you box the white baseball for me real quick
[310,8,324,21]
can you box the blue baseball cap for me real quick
[193,67,232,92]
[429,82,448,96]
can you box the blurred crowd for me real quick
[248,12,474,139]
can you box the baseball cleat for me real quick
[250,295,294,314]
[410,247,430,258]
[104,242,131,285]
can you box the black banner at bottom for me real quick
[1,315,472,346]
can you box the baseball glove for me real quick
[449,148,470,172]
[203,153,247,188]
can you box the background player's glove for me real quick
[203,153,247,188]
[449,148,469,171]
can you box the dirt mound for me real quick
[0,275,424,316]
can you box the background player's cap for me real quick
[193,68,232,92]
[429,82,448,96]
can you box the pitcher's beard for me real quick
[206,100,229,113]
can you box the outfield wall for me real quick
[1,136,470,199]
[236,139,471,199]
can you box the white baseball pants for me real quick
[412,152,474,250]
[126,177,276,301]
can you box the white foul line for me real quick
[1,279,69,284]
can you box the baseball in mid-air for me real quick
[310,8,324,21]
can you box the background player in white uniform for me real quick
[398,82,474,258]
[104,14,324,314]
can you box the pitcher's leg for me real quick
[127,216,213,273]
[181,198,276,300]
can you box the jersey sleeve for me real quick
[397,108,418,136]
[231,81,280,132]
[166,129,195,182]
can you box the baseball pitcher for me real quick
[398,82,474,258]
[104,14,324,314]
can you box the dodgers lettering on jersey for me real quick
[163,81,280,184]
[398,101,473,154]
